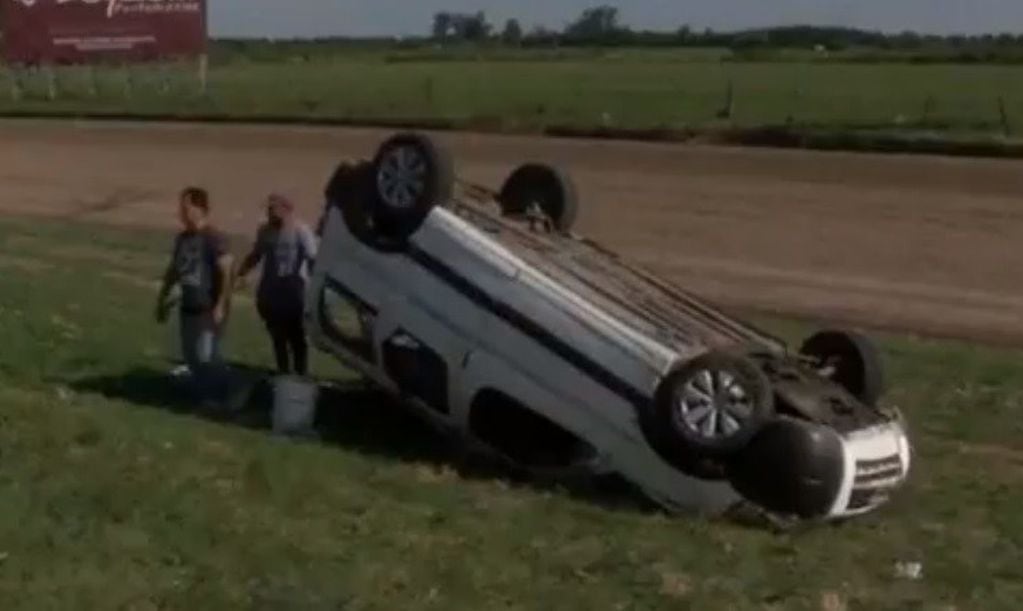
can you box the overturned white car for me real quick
[306,132,911,522]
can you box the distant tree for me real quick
[996,33,1016,47]
[676,25,692,45]
[432,11,492,42]
[502,19,524,46]
[432,12,453,40]
[564,5,623,43]
[894,30,923,48]
[460,11,492,41]
[947,35,967,49]
[523,25,559,47]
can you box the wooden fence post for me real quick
[45,65,57,100]
[423,76,435,109]
[198,54,209,95]
[787,85,803,126]
[87,65,99,97]
[158,62,171,95]
[8,66,22,102]
[716,79,735,120]
[123,65,134,98]
[997,96,1012,136]
[922,95,936,125]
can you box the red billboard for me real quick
[2,0,207,65]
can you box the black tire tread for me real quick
[800,330,885,406]
[498,163,579,233]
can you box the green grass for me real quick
[2,52,1023,138]
[0,216,1021,609]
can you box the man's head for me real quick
[266,192,294,228]
[178,187,210,230]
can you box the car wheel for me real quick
[327,160,408,254]
[651,351,775,459]
[725,417,846,520]
[800,330,884,406]
[498,163,579,233]
[370,133,454,240]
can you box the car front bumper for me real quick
[725,413,911,523]
[826,419,911,519]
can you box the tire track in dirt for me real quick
[1,119,1022,346]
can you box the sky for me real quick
[209,1,1023,39]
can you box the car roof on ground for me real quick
[448,182,787,357]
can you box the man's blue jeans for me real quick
[179,311,229,403]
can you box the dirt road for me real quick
[2,119,1022,345]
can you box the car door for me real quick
[360,213,510,428]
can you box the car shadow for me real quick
[67,365,660,516]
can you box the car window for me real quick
[319,281,376,362]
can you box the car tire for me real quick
[327,160,409,254]
[799,330,884,406]
[647,351,775,462]
[324,159,365,205]
[498,163,579,233]
[725,417,846,520]
[369,132,454,241]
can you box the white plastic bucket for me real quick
[272,375,319,435]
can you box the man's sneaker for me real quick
[170,364,191,378]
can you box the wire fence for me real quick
[1,57,1020,137]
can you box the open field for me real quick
[2,120,1023,607]
[3,52,1023,144]
[2,119,1022,345]
[1,212,1023,610]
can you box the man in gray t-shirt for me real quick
[156,187,235,404]
[238,193,318,376]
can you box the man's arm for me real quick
[209,231,235,325]
[300,222,319,262]
[236,226,266,279]
[155,244,179,322]
[157,260,173,293]
[212,251,235,325]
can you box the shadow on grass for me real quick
[68,365,659,516]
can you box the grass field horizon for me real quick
[0,215,1021,609]
[4,49,1023,157]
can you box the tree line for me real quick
[208,5,1023,65]
[430,5,1023,53]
